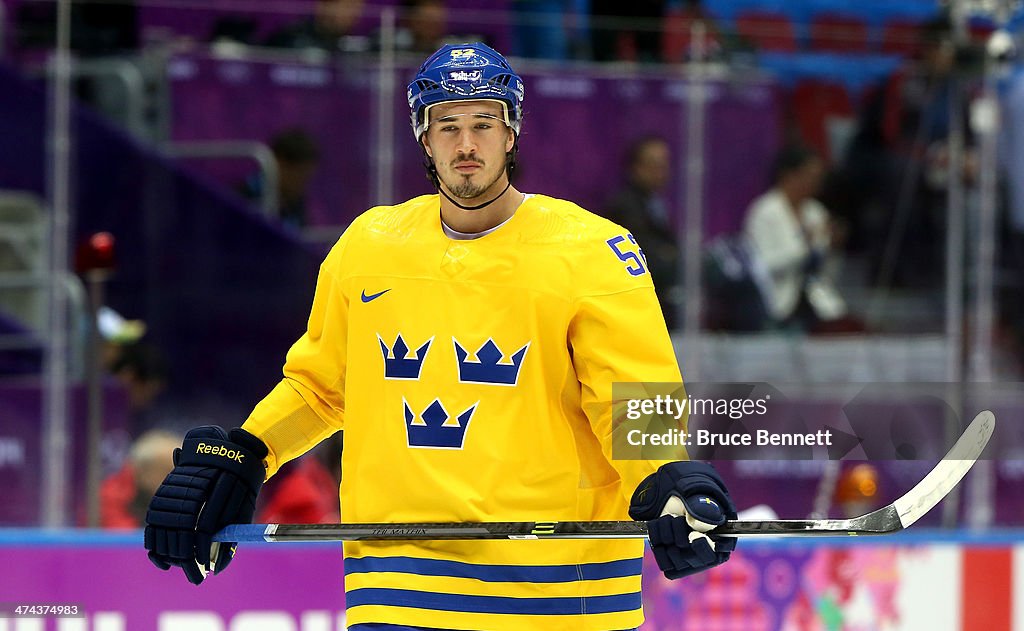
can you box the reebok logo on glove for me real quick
[196,443,246,462]
[146,426,268,586]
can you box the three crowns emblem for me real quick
[380,333,530,449]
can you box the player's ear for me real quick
[505,128,514,153]
[422,135,433,158]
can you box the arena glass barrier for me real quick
[6,3,1021,630]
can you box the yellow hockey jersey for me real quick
[242,193,685,631]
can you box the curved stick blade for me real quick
[893,410,995,529]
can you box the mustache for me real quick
[450,156,484,167]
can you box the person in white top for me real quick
[742,146,847,328]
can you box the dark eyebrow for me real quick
[435,113,501,123]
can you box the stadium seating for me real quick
[879,18,924,56]
[735,10,799,52]
[809,12,870,53]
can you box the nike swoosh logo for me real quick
[361,288,392,303]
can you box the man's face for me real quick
[316,0,363,34]
[631,140,671,193]
[278,159,317,204]
[135,448,177,497]
[923,39,955,76]
[795,157,825,199]
[422,100,515,202]
[409,1,447,50]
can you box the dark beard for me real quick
[444,169,505,201]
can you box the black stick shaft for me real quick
[213,515,894,543]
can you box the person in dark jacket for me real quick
[602,135,680,328]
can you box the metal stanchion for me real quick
[76,232,116,528]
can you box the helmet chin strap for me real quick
[437,177,513,211]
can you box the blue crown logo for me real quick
[378,334,433,380]
[453,338,529,386]
[404,398,477,449]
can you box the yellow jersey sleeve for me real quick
[241,227,352,478]
[568,220,686,503]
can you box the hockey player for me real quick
[144,43,736,630]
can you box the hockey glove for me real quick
[144,425,268,585]
[629,461,737,580]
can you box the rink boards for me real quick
[0,530,1022,631]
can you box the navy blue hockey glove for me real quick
[144,425,268,585]
[629,461,737,580]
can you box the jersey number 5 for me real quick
[606,234,647,277]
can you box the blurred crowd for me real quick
[2,1,1022,352]
[5,0,1012,332]
[9,0,726,63]
[0,0,994,66]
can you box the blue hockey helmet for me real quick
[407,43,525,141]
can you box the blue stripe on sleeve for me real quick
[345,588,642,615]
[344,556,642,583]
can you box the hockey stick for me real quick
[213,410,994,543]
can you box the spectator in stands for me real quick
[842,15,974,290]
[110,342,171,433]
[589,0,665,62]
[95,307,177,432]
[397,0,449,55]
[372,0,467,55]
[100,429,180,529]
[97,306,146,371]
[374,0,490,57]
[511,0,584,61]
[601,136,680,328]
[256,432,343,524]
[241,128,321,229]
[743,145,850,332]
[263,0,369,54]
